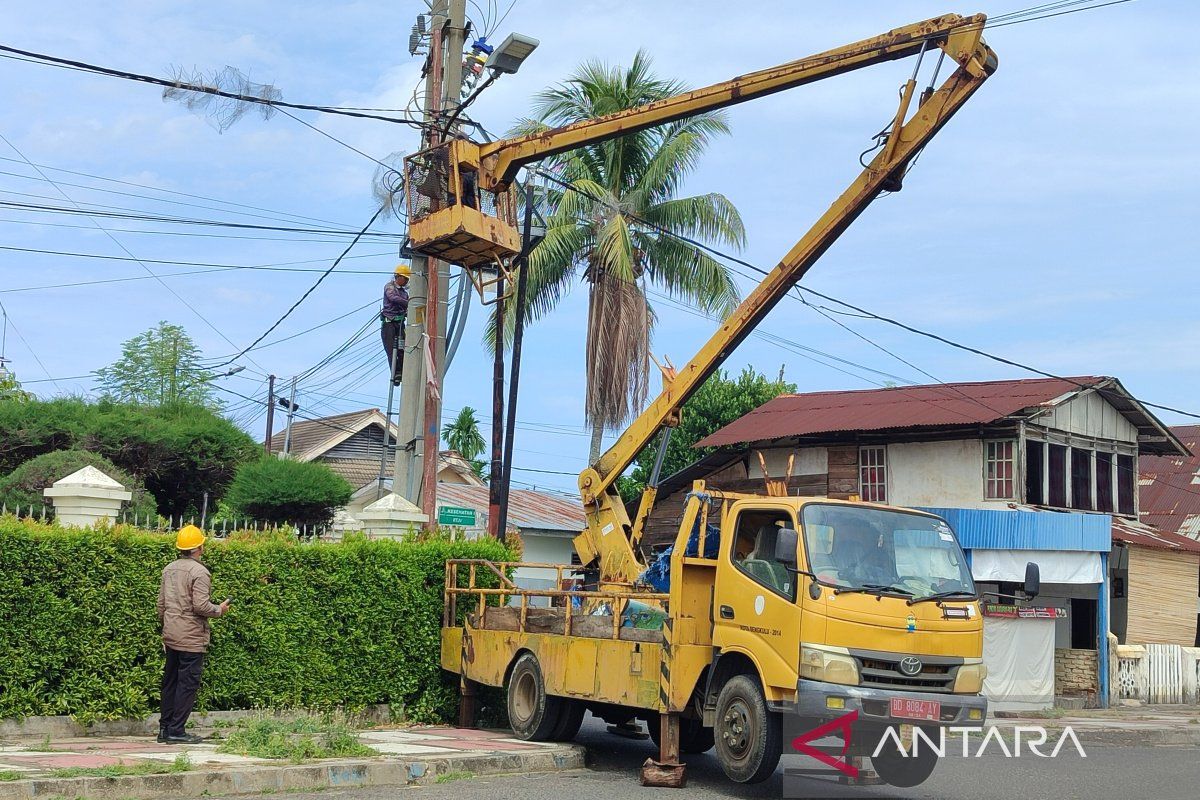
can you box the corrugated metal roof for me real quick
[1112,515,1200,553]
[698,377,1103,448]
[918,506,1112,552]
[1139,424,1200,539]
[435,483,586,533]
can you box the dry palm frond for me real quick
[585,271,652,433]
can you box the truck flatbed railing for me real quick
[444,558,669,641]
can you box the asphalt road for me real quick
[225,715,1200,800]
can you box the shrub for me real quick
[224,458,353,528]
[0,450,158,521]
[0,518,511,723]
[0,398,258,516]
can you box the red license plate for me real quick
[890,697,941,722]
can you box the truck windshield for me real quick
[800,504,975,599]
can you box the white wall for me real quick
[886,440,1005,509]
[513,531,578,608]
[746,447,828,479]
[1031,390,1139,444]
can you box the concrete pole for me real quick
[282,376,298,455]
[394,0,449,504]
[264,374,276,456]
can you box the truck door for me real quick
[713,504,802,692]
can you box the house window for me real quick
[1095,452,1114,512]
[1025,440,1045,504]
[1116,454,1136,515]
[985,440,1016,499]
[859,446,887,503]
[1071,448,1093,510]
[1047,444,1068,508]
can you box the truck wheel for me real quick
[648,714,716,754]
[507,653,563,741]
[550,699,586,741]
[868,725,939,787]
[713,675,781,783]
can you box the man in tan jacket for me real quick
[156,525,228,743]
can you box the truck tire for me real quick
[506,653,563,741]
[868,725,939,788]
[550,699,586,741]
[647,714,716,754]
[713,675,781,783]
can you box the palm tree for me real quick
[442,406,486,476]
[507,51,746,462]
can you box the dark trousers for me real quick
[381,320,404,384]
[160,647,205,736]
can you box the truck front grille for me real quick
[855,655,958,692]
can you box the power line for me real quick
[211,206,389,368]
[0,198,404,239]
[0,299,58,389]
[0,44,428,128]
[0,129,269,375]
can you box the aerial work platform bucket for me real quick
[405,140,521,269]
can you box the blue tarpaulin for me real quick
[638,514,720,592]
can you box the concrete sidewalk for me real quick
[992,704,1200,746]
[0,726,584,800]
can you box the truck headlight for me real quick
[800,644,860,686]
[953,661,987,693]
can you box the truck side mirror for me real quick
[775,528,799,567]
[1023,562,1040,600]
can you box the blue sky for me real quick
[1,1,1195,497]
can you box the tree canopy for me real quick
[618,366,796,504]
[96,321,219,408]
[442,406,486,478]
[223,457,353,527]
[0,397,258,516]
[501,52,745,462]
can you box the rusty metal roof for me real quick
[435,482,586,533]
[1112,515,1200,553]
[1139,424,1200,539]
[697,377,1185,455]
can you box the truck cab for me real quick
[703,496,987,783]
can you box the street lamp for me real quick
[485,33,539,75]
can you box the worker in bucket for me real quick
[156,524,228,743]
[381,264,410,386]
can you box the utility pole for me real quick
[487,271,505,538]
[395,0,468,523]
[264,374,276,455]
[282,376,298,456]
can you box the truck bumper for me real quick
[769,679,988,727]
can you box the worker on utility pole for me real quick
[381,264,410,386]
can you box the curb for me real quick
[0,745,586,800]
[0,707,397,739]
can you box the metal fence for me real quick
[0,504,331,540]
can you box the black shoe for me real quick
[156,727,168,743]
[165,733,205,744]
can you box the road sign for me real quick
[438,505,477,526]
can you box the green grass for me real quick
[47,755,191,780]
[217,717,376,763]
[0,770,25,781]
[435,771,473,784]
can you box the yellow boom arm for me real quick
[566,17,997,587]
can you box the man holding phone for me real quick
[156,524,229,743]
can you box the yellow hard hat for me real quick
[176,524,206,550]
[394,263,412,278]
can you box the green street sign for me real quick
[438,505,477,527]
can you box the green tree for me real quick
[442,406,486,477]
[0,368,33,403]
[95,321,218,408]
[0,449,159,520]
[223,457,353,527]
[618,367,796,504]
[503,52,745,462]
[0,398,258,516]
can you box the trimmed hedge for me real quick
[0,518,510,723]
